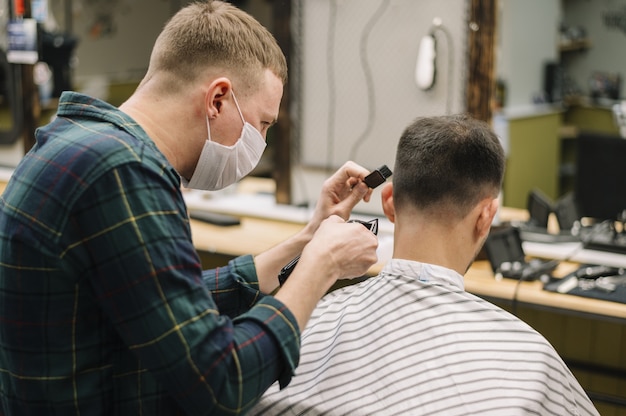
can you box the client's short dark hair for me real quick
[393,114,505,219]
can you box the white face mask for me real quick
[183,90,267,191]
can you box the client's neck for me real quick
[391,216,476,276]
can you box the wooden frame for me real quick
[465,0,497,123]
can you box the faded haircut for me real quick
[143,0,287,94]
[392,114,505,219]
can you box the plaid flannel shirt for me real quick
[0,92,299,415]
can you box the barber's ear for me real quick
[381,182,395,223]
[205,78,232,119]
[476,197,499,238]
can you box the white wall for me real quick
[289,0,468,214]
[295,0,467,172]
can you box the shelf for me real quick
[559,38,591,52]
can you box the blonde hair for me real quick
[144,0,287,95]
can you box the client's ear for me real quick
[381,183,395,223]
[476,197,499,238]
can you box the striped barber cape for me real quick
[251,259,599,416]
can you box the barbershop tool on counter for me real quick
[188,209,241,226]
[555,264,625,294]
[485,226,558,281]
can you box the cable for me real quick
[290,0,312,206]
[511,260,558,316]
[348,0,390,162]
[325,0,337,172]
[295,0,386,205]
[326,3,454,167]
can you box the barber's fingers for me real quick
[321,162,374,213]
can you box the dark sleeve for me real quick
[202,255,267,318]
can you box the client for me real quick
[250,114,599,415]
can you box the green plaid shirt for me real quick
[0,92,300,415]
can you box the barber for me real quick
[0,1,378,415]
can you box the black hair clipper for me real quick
[363,165,393,189]
[278,218,379,286]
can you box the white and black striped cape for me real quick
[251,259,599,416]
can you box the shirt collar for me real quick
[56,91,158,152]
[380,259,465,291]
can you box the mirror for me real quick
[496,0,626,111]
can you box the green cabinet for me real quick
[502,111,561,209]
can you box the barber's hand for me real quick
[273,215,378,331]
[298,215,378,285]
[308,161,373,231]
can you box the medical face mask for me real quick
[183,90,266,191]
